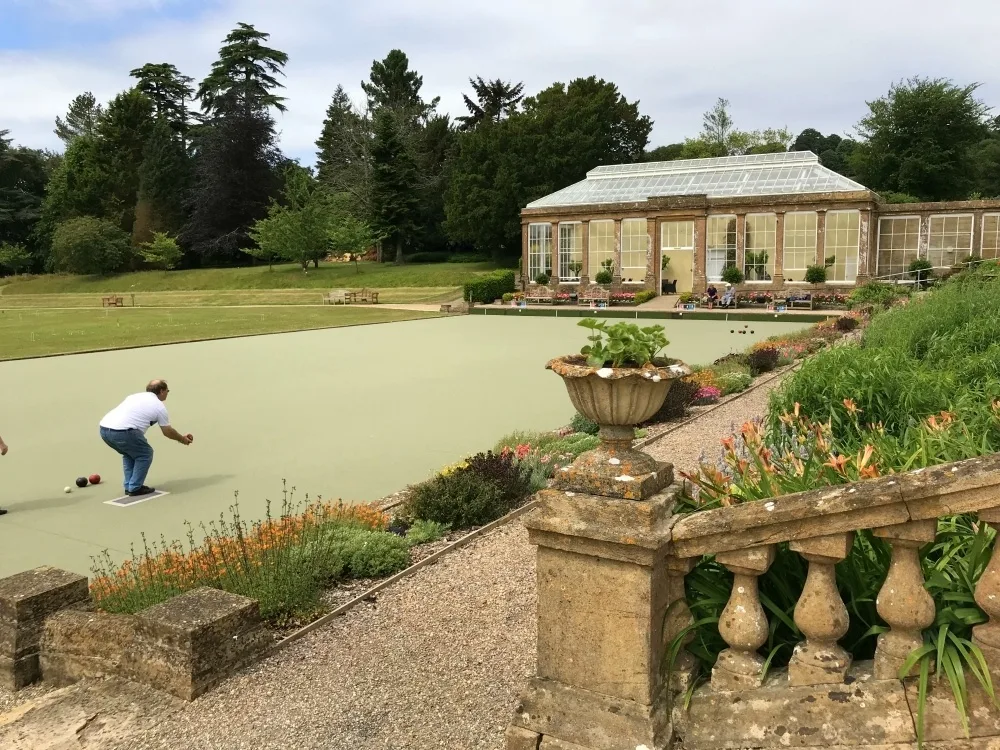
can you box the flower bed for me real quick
[609,291,637,305]
[811,291,849,308]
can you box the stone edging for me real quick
[272,500,539,652]
[634,362,801,451]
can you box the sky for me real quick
[2,0,1000,165]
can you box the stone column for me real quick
[613,219,623,286]
[917,214,929,260]
[580,220,591,286]
[735,214,746,279]
[693,216,707,294]
[646,217,658,291]
[873,520,937,679]
[773,213,785,288]
[506,479,684,750]
[973,507,1000,672]
[712,545,775,689]
[815,210,827,269]
[856,210,873,285]
[550,222,560,282]
[788,533,853,686]
[972,212,982,259]
[521,223,529,289]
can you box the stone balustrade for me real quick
[508,452,1000,750]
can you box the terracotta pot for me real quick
[546,355,691,427]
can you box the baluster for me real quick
[712,545,774,690]
[973,508,1000,670]
[873,520,937,680]
[788,533,854,686]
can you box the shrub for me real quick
[721,264,744,285]
[317,525,411,579]
[570,412,600,435]
[687,369,719,390]
[51,216,130,275]
[406,470,515,529]
[447,252,489,263]
[534,272,550,285]
[692,385,722,404]
[715,371,753,395]
[463,269,516,303]
[501,292,514,302]
[847,281,907,310]
[140,232,182,270]
[804,264,827,284]
[644,378,699,422]
[745,345,779,375]
[908,257,934,286]
[0,242,32,275]
[465,450,534,503]
[594,270,613,284]
[406,251,449,263]
[406,519,450,545]
[634,289,657,304]
[835,315,859,332]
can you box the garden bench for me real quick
[786,292,813,309]
[101,295,124,308]
[322,289,349,305]
[357,288,379,304]
[577,286,610,306]
[525,286,555,304]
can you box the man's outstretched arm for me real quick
[160,425,193,445]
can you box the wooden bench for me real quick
[102,295,124,308]
[785,292,814,310]
[578,286,610,306]
[526,285,555,304]
[357,288,379,304]
[322,289,350,305]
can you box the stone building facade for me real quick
[520,152,1000,296]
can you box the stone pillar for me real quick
[613,219,623,285]
[856,210,873,285]
[972,212,982,259]
[735,214,746,279]
[773,213,785,288]
[973,507,1000,671]
[788,533,853,686]
[712,545,774,689]
[507,481,684,750]
[815,210,827,269]
[550,222,560,281]
[521,223,529,289]
[873,520,937,679]
[917,214,929,261]
[646,217,658,291]
[0,567,89,690]
[580,220,591,286]
[693,216,707,294]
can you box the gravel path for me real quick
[115,522,537,750]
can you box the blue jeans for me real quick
[99,427,154,493]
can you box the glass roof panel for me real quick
[526,151,867,209]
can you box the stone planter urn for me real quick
[546,355,691,500]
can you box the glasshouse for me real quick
[520,151,1000,296]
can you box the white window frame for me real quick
[660,220,695,252]
[620,218,648,284]
[527,223,552,282]
[927,213,973,269]
[706,215,737,283]
[743,213,776,284]
[876,215,921,280]
[825,210,860,284]
[588,220,615,278]
[557,222,584,283]
[782,211,818,283]
[982,214,1000,261]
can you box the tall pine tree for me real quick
[53,93,104,145]
[315,85,373,214]
[129,63,195,146]
[370,109,418,264]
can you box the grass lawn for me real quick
[0,287,461,309]
[0,261,497,294]
[0,307,438,359]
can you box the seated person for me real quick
[719,285,736,308]
[705,284,719,308]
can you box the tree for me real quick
[139,232,183,269]
[851,77,990,201]
[702,98,736,150]
[197,22,288,117]
[50,216,130,275]
[134,118,192,244]
[361,49,438,123]
[791,128,859,176]
[329,215,381,273]
[456,77,524,130]
[315,86,374,214]
[94,89,155,237]
[644,144,685,161]
[54,92,104,145]
[370,110,419,264]
[129,63,195,144]
[0,131,52,259]
[0,242,32,275]
[248,165,334,270]
[682,99,791,157]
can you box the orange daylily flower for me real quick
[843,398,862,416]
[823,453,849,475]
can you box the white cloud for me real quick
[3,0,1000,162]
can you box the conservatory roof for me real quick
[525,151,868,209]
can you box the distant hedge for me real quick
[463,269,516,303]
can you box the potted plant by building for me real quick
[534,270,551,286]
[804,264,827,285]
[594,259,614,286]
[908,258,934,289]
[721,263,745,286]
[545,319,691,500]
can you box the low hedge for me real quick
[464,269,516,303]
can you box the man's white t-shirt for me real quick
[100,393,170,434]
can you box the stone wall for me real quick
[0,570,272,701]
